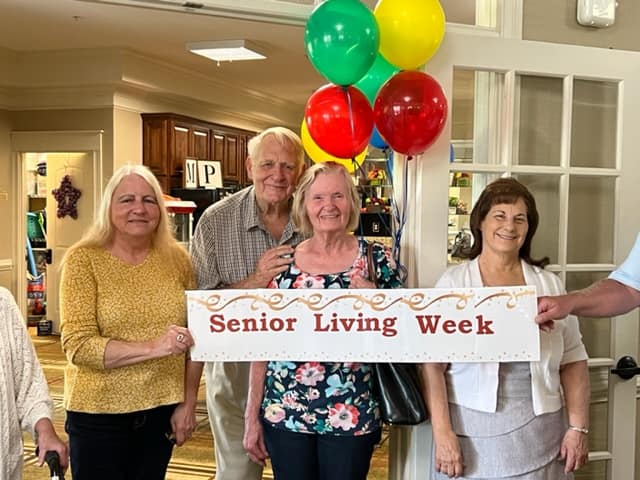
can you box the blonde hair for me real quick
[247,127,305,167]
[64,164,181,264]
[292,162,360,236]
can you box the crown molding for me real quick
[0,46,301,128]
[1,83,296,131]
[76,0,313,26]
[113,85,295,131]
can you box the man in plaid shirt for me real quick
[187,127,306,480]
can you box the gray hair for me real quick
[247,127,305,167]
[292,162,360,236]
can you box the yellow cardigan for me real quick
[60,245,195,413]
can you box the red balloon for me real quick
[374,71,448,156]
[305,84,374,159]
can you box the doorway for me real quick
[399,33,640,480]
[12,131,103,334]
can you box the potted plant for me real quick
[448,196,458,214]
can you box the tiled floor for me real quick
[24,333,389,479]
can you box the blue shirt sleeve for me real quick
[609,233,640,291]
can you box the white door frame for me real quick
[11,130,103,322]
[390,33,640,479]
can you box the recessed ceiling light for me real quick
[186,40,266,63]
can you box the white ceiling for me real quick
[0,0,474,127]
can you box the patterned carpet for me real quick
[23,333,389,479]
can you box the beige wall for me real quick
[0,110,14,293]
[524,0,640,52]
[10,108,115,177]
[114,108,143,170]
[1,107,135,295]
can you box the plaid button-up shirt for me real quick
[191,186,305,289]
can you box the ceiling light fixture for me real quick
[186,40,266,63]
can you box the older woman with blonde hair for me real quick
[243,162,403,480]
[60,164,196,480]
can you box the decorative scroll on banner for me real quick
[187,287,540,363]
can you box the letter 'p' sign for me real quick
[197,160,223,189]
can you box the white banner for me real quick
[187,287,540,363]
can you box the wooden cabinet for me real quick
[142,113,252,192]
[211,128,251,185]
[170,123,190,176]
[192,127,210,160]
[142,116,168,176]
[239,135,249,184]
[220,132,242,184]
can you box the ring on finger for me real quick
[176,333,185,343]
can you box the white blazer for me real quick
[436,258,588,415]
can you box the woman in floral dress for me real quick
[243,162,402,480]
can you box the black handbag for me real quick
[366,242,428,426]
[371,363,428,425]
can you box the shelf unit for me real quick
[448,185,472,263]
[25,157,50,329]
[28,195,46,213]
[27,226,48,326]
[356,157,393,238]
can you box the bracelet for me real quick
[568,425,589,434]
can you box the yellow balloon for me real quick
[374,0,446,70]
[300,121,367,174]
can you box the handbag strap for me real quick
[366,241,378,286]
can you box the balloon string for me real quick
[384,148,393,184]
[389,151,408,284]
[343,86,357,151]
[354,147,406,285]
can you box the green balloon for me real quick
[354,52,400,105]
[305,0,379,86]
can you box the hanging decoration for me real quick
[305,0,379,86]
[301,0,448,285]
[374,0,446,70]
[354,52,400,105]
[374,70,448,157]
[304,83,374,159]
[300,120,367,173]
[52,174,82,219]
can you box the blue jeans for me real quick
[262,421,382,480]
[65,404,176,480]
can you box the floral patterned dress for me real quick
[261,239,403,437]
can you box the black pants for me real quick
[263,421,382,480]
[65,404,176,480]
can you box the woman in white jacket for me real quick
[422,178,589,479]
[0,287,68,479]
